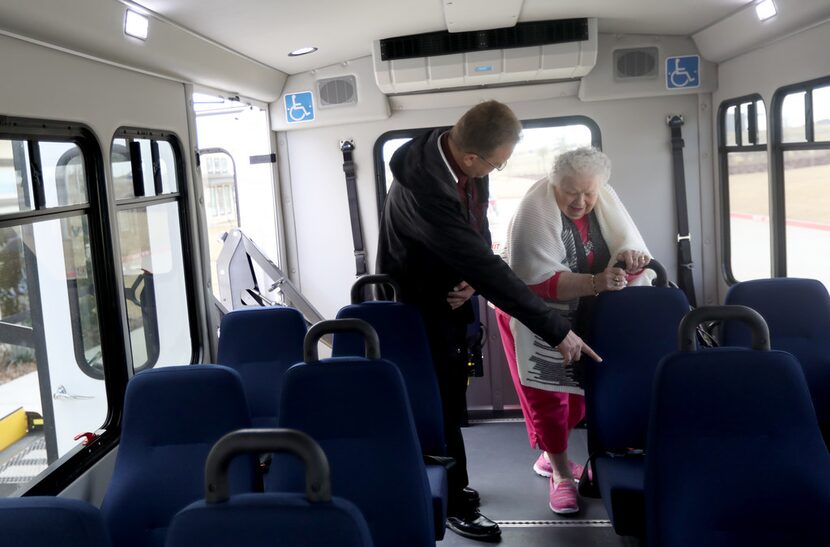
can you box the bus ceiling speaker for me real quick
[613,47,658,81]
[316,76,357,107]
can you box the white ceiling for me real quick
[132,0,753,74]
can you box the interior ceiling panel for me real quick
[133,0,751,74]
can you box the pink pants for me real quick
[495,308,585,454]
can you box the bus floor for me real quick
[440,419,640,546]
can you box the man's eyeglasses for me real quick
[476,154,507,172]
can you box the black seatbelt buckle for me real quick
[666,114,685,126]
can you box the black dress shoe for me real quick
[446,510,501,542]
[460,486,481,507]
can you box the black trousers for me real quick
[425,317,472,514]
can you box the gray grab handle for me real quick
[205,428,330,504]
[612,258,668,288]
[679,305,769,352]
[304,319,381,362]
[350,274,401,304]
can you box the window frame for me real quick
[0,116,129,497]
[769,75,830,277]
[111,127,200,374]
[717,93,770,285]
[372,115,602,217]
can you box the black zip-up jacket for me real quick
[376,129,571,352]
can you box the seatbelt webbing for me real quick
[667,115,697,307]
[340,140,367,276]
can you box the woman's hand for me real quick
[617,250,650,274]
[447,281,475,310]
[595,266,628,292]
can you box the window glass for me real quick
[726,152,771,281]
[137,139,155,197]
[781,91,807,143]
[199,150,238,300]
[39,142,88,207]
[756,100,768,145]
[157,141,179,194]
[382,138,413,193]
[377,122,595,252]
[488,124,593,252]
[0,140,35,214]
[0,216,105,495]
[740,103,751,146]
[118,202,192,371]
[724,105,737,147]
[814,85,830,142]
[112,139,133,201]
[783,149,830,287]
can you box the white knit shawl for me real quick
[503,177,653,393]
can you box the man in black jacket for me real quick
[377,100,600,541]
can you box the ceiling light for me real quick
[288,47,318,57]
[755,0,777,22]
[125,9,149,40]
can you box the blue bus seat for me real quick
[268,320,435,547]
[584,286,689,536]
[0,497,111,547]
[334,301,448,538]
[167,429,373,547]
[101,365,255,547]
[723,278,830,444]
[218,306,307,428]
[646,347,830,547]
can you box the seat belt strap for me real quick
[667,115,697,307]
[340,139,367,276]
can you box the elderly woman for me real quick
[496,147,652,514]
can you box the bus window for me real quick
[197,149,239,300]
[0,127,107,496]
[775,78,830,287]
[111,130,195,373]
[374,117,599,251]
[719,95,771,283]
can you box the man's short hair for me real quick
[450,100,522,156]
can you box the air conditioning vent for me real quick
[317,76,357,107]
[379,18,589,61]
[614,47,658,80]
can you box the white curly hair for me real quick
[549,147,612,187]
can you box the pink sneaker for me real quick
[533,455,590,482]
[533,453,552,477]
[549,478,579,515]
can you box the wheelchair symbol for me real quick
[670,58,695,87]
[285,93,314,122]
[667,56,699,89]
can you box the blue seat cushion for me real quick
[426,464,447,540]
[0,497,111,547]
[167,493,372,547]
[595,455,645,537]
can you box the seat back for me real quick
[585,286,689,452]
[101,365,254,547]
[0,497,111,547]
[723,278,830,426]
[218,306,307,427]
[268,319,434,547]
[334,301,445,456]
[646,348,830,547]
[166,429,372,547]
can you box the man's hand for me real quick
[556,330,602,365]
[447,281,475,310]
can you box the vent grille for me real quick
[614,47,658,80]
[317,76,357,107]
[379,18,589,61]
